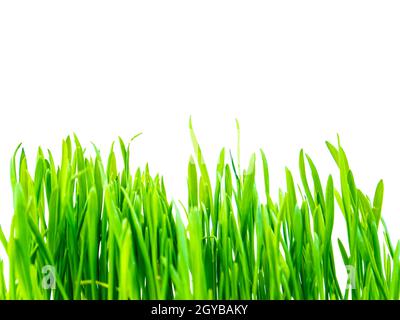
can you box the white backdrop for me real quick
[1,1,400,289]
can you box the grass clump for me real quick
[0,119,399,300]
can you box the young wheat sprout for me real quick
[0,120,398,300]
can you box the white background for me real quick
[1,1,400,289]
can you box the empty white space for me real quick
[1,1,399,290]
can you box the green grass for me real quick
[0,119,399,300]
